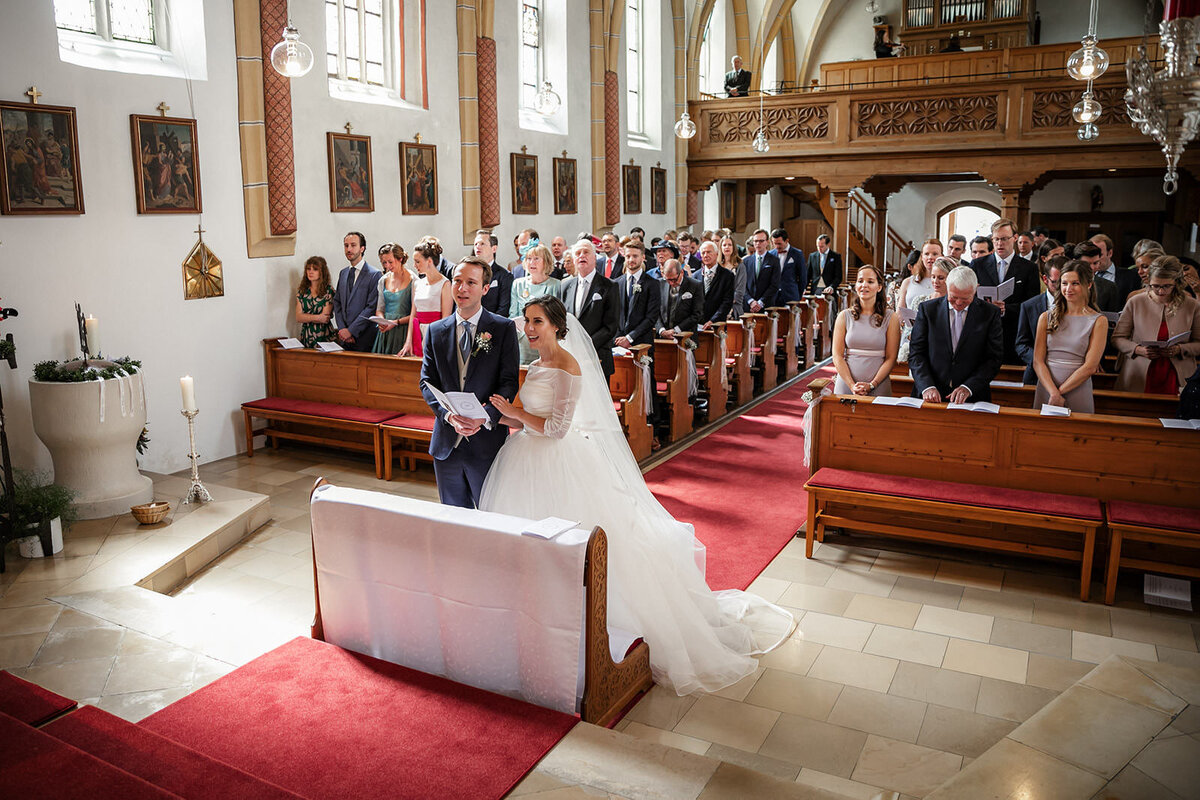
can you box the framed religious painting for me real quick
[552,156,576,215]
[131,114,202,214]
[400,141,437,215]
[326,132,373,212]
[511,152,538,215]
[0,100,84,215]
[622,164,641,215]
[650,167,667,215]
[719,183,735,229]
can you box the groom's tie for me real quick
[459,321,473,362]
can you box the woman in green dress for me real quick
[509,243,563,364]
[371,242,414,355]
[295,256,336,347]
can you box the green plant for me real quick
[0,339,13,362]
[3,470,76,531]
[33,357,141,383]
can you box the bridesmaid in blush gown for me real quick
[832,265,900,397]
[1033,260,1108,412]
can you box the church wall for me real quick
[0,0,678,476]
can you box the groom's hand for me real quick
[447,413,483,436]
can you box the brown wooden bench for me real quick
[768,304,802,383]
[803,295,832,361]
[743,312,779,394]
[722,319,755,407]
[612,344,654,461]
[652,335,694,443]
[802,389,1199,601]
[693,325,729,420]
[1105,502,1200,604]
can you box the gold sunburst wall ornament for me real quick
[182,226,224,299]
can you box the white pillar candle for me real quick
[84,316,99,356]
[180,375,197,412]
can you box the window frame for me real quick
[56,0,168,59]
[53,0,206,81]
[519,0,544,113]
[625,0,647,141]
[327,0,417,109]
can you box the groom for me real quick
[420,257,520,508]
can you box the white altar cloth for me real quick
[310,485,592,714]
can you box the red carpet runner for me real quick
[141,637,577,800]
[646,366,835,591]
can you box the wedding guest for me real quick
[719,234,748,317]
[771,227,807,305]
[947,234,968,265]
[1131,239,1163,261]
[971,218,1040,365]
[718,235,741,272]
[1112,256,1200,395]
[404,236,454,358]
[561,249,577,278]
[698,240,736,329]
[832,265,899,396]
[474,229,513,318]
[898,238,941,310]
[371,243,413,356]
[1072,242,1120,312]
[1182,258,1200,299]
[1016,254,1065,384]
[332,231,381,351]
[295,256,336,348]
[1090,232,1140,306]
[909,266,1004,403]
[1037,238,1064,269]
[1033,260,1107,413]
[969,236,992,261]
[510,242,563,364]
[561,239,620,377]
[741,228,781,313]
[656,259,705,337]
[615,238,661,348]
[897,256,952,363]
[1016,231,1036,260]
[1134,248,1164,291]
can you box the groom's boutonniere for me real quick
[472,331,492,356]
[633,283,643,294]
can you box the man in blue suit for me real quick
[420,257,520,509]
[332,231,381,352]
[742,228,781,313]
[969,218,1040,365]
[615,239,662,348]
[771,227,807,305]
[1014,255,1063,384]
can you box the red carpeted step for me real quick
[42,705,303,800]
[141,636,578,800]
[0,710,181,799]
[0,670,76,726]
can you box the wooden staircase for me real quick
[784,185,913,279]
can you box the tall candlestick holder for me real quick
[181,409,213,504]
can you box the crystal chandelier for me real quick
[674,49,696,139]
[752,82,769,153]
[1125,1,1200,194]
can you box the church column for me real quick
[605,72,621,227]
[476,37,500,230]
[829,190,851,272]
[456,3,482,242]
[870,192,889,271]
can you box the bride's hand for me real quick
[489,394,515,416]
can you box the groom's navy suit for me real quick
[420,308,520,508]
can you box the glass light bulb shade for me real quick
[533,82,561,116]
[751,129,770,153]
[674,112,697,139]
[1077,122,1099,141]
[270,25,314,77]
[1072,94,1102,124]
[865,0,880,12]
[1066,40,1109,81]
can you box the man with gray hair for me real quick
[561,238,621,377]
[909,266,1003,404]
[724,55,751,97]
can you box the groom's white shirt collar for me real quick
[455,306,484,328]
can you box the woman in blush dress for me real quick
[897,238,941,311]
[371,243,413,356]
[480,297,793,694]
[1112,256,1200,395]
[832,264,900,397]
[404,236,454,358]
[1032,260,1108,413]
[509,243,562,364]
[897,257,952,364]
[295,256,336,348]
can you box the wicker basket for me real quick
[130,501,170,525]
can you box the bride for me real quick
[480,296,793,695]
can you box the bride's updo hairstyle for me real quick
[524,296,569,340]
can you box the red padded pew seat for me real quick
[1107,501,1200,534]
[381,413,435,432]
[242,397,395,424]
[807,467,1102,521]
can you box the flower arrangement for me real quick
[33,357,142,383]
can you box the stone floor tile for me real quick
[625,684,698,730]
[1124,658,1200,706]
[957,586,1034,622]
[710,666,763,702]
[697,761,839,800]
[1025,653,1095,692]
[863,624,949,667]
[1079,658,1187,717]
[824,567,898,599]
[974,677,1060,723]
[0,632,47,670]
[1011,684,1170,779]
[808,646,899,693]
[13,656,115,700]
[1156,646,1200,671]
[705,743,801,781]
[843,594,922,629]
[889,576,963,610]
[1109,608,1198,653]
[756,713,868,777]
[926,738,1103,800]
[1072,631,1159,664]
[826,686,928,743]
[933,561,1005,591]
[867,551,941,581]
[1092,765,1186,800]
[916,704,1018,758]
[0,580,73,609]
[942,639,1028,684]
[1130,733,1200,799]
[761,555,837,587]
[103,647,198,695]
[989,617,1073,659]
[1001,568,1079,599]
[777,583,855,616]
[914,606,994,643]
[887,662,981,712]
[756,636,824,676]
[0,603,62,635]
[674,694,781,753]
[1172,705,1200,735]
[745,576,790,604]
[796,612,875,652]
[33,626,125,665]
[1032,597,1112,636]
[50,608,119,631]
[91,686,192,723]
[795,769,896,800]
[744,669,843,720]
[850,735,962,798]
[622,722,711,756]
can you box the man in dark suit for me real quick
[474,229,513,318]
[697,241,735,329]
[807,234,843,313]
[1073,241,1119,312]
[909,266,1004,403]
[677,232,703,274]
[1089,233,1140,308]
[969,219,1040,365]
[419,257,520,509]
[597,232,625,279]
[771,227,807,305]
[1015,255,1064,384]
[742,228,781,313]
[562,240,620,378]
[724,55,751,97]
[656,259,705,337]
[549,235,569,279]
[947,234,968,266]
[332,231,382,352]
[615,239,661,348]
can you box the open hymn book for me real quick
[422,381,490,421]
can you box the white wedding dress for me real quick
[479,316,793,695]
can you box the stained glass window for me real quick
[54,0,99,35]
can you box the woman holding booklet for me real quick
[897,257,953,364]
[1112,256,1200,395]
[1032,260,1107,413]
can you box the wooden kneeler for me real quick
[308,479,653,726]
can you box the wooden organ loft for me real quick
[899,0,1035,55]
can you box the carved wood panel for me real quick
[707,104,830,144]
[856,95,999,137]
[1030,86,1131,129]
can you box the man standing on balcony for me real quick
[725,55,751,98]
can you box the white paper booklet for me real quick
[1160,418,1200,430]
[521,517,580,539]
[946,401,1001,413]
[897,306,918,322]
[977,277,1015,302]
[1040,404,1071,417]
[1140,331,1190,348]
[873,396,924,408]
[277,337,304,349]
[368,315,389,325]
[315,341,344,352]
[612,346,633,356]
[422,381,490,421]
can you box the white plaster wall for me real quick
[0,1,678,476]
[1039,0,1147,45]
[886,181,1001,243]
[1030,177,1165,214]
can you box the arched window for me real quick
[697,0,726,97]
[938,202,1000,245]
[326,0,425,109]
[626,0,660,147]
[626,0,645,137]
[52,0,207,80]
[520,1,543,111]
[698,14,711,96]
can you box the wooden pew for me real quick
[652,335,694,443]
[803,388,1199,600]
[612,344,654,461]
[722,319,755,407]
[693,325,729,419]
[796,301,817,369]
[769,304,802,383]
[743,312,779,394]
[952,363,1119,391]
[803,295,832,361]
[886,374,1178,420]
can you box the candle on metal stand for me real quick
[180,375,197,412]
[84,316,99,358]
